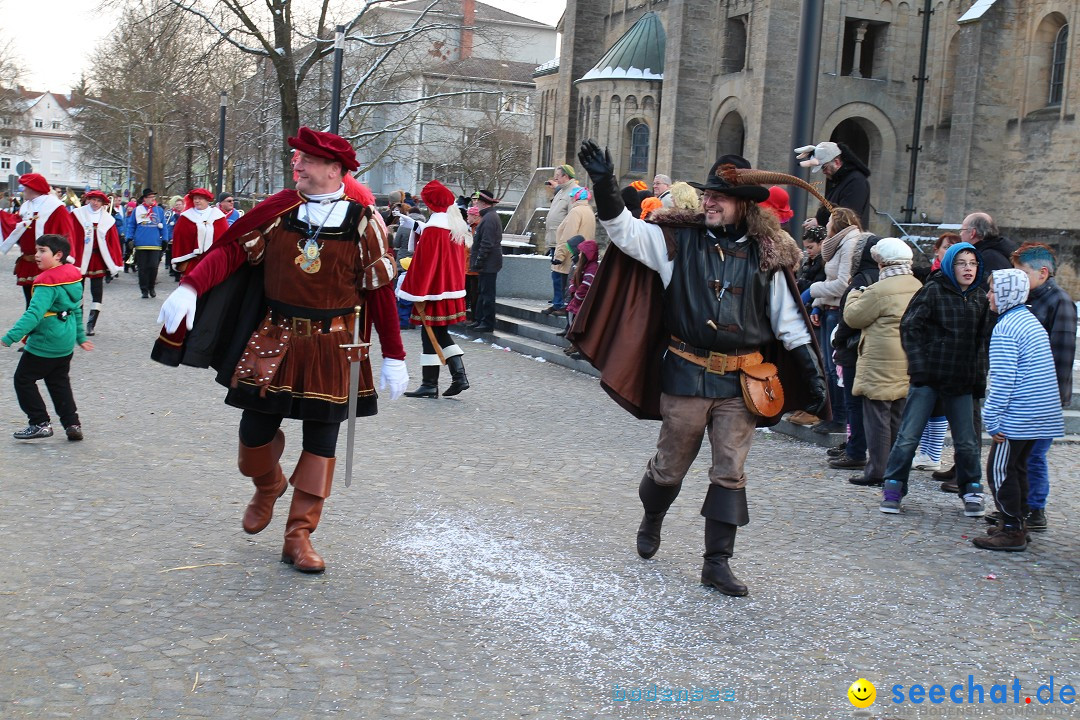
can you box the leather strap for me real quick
[667,337,763,376]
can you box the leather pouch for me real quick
[232,320,291,396]
[740,363,784,417]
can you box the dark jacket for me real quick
[900,242,991,396]
[1027,277,1077,406]
[815,146,871,228]
[833,235,881,367]
[471,206,503,273]
[796,253,825,292]
[973,234,1018,282]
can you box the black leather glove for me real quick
[791,344,828,417]
[577,139,625,222]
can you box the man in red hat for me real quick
[71,190,124,335]
[153,127,408,574]
[170,188,228,277]
[572,141,828,598]
[0,173,80,307]
[397,179,470,398]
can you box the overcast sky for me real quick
[3,0,565,94]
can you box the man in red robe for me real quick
[1,173,80,307]
[154,127,409,574]
[71,190,124,335]
[397,179,470,398]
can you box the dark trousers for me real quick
[862,397,906,482]
[22,285,32,308]
[464,274,479,320]
[136,248,161,295]
[84,277,104,304]
[841,364,865,459]
[13,351,80,427]
[239,410,340,459]
[986,438,1035,524]
[474,272,497,328]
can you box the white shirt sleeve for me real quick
[598,208,674,287]
[768,271,813,351]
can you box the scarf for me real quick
[879,264,913,281]
[821,224,859,263]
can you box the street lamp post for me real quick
[329,25,345,134]
[216,91,228,197]
[147,127,154,189]
[788,0,827,241]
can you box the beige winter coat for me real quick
[552,201,595,274]
[843,273,923,400]
[545,179,579,249]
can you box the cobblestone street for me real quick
[1,264,1077,719]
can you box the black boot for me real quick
[443,355,470,396]
[404,364,439,398]
[636,474,681,559]
[701,520,748,596]
[700,485,750,596]
[86,309,99,337]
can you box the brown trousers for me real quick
[647,393,758,490]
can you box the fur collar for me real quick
[645,207,802,272]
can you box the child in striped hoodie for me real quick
[973,268,1065,552]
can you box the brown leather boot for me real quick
[281,452,335,573]
[238,430,288,534]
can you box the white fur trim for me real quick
[91,302,103,311]
[73,206,122,274]
[424,212,450,230]
[441,344,463,359]
[396,288,467,303]
[420,352,442,367]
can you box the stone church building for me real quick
[534,0,1078,258]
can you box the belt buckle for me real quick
[706,351,728,375]
[292,317,313,336]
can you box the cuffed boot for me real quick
[404,364,440,398]
[636,474,681,559]
[700,485,750,596]
[442,355,470,396]
[281,451,335,573]
[86,305,101,336]
[238,430,288,534]
[701,520,748,596]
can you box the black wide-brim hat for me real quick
[687,174,770,202]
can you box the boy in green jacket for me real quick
[2,234,93,439]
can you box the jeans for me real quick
[818,308,845,424]
[1026,437,1053,509]
[550,271,567,309]
[841,364,865,459]
[883,385,981,495]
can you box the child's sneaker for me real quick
[65,425,84,441]
[14,422,53,440]
[880,480,903,514]
[962,493,985,517]
[911,452,940,471]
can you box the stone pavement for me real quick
[0,262,1077,720]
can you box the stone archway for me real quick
[715,111,746,165]
[830,118,871,168]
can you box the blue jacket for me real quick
[131,204,164,248]
[163,209,179,244]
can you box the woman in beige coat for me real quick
[843,238,923,484]
[546,187,595,315]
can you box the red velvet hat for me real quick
[759,186,793,222]
[19,173,50,194]
[420,180,455,213]
[83,190,109,204]
[188,188,214,201]
[287,127,359,171]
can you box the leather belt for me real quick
[668,336,762,376]
[270,312,352,337]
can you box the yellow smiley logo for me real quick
[847,678,876,708]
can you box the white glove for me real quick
[157,223,164,229]
[157,284,198,333]
[378,358,409,400]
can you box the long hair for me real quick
[445,207,470,245]
[828,207,862,235]
[744,199,782,239]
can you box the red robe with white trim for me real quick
[1,196,80,285]
[171,208,228,275]
[396,212,467,326]
[70,205,124,277]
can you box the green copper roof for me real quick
[579,12,665,82]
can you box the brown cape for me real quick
[567,211,831,426]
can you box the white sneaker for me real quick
[911,452,941,471]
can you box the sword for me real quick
[415,301,446,364]
[340,305,370,488]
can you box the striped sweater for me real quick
[982,305,1065,439]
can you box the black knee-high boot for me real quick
[636,474,681,559]
[700,485,750,596]
[404,365,440,398]
[443,355,470,396]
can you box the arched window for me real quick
[593,95,601,138]
[1050,24,1068,105]
[630,123,650,173]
